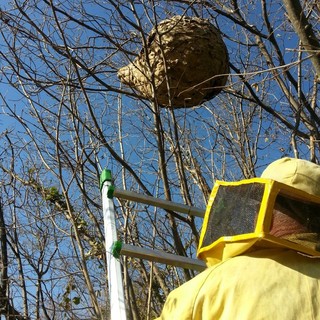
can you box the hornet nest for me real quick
[118,16,229,108]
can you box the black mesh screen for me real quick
[201,183,265,248]
[276,194,320,233]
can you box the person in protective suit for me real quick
[156,157,320,320]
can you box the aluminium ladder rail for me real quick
[100,169,206,319]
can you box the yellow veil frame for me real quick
[197,178,320,266]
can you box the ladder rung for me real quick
[113,189,205,218]
[121,243,206,272]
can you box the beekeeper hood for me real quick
[197,157,320,267]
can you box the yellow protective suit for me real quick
[156,158,320,319]
[155,247,320,319]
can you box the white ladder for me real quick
[100,169,206,320]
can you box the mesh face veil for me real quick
[197,178,320,267]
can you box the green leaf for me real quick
[72,296,81,305]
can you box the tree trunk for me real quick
[282,0,320,80]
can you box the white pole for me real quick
[100,169,127,320]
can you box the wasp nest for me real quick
[118,16,229,108]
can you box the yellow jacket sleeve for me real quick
[155,248,320,320]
